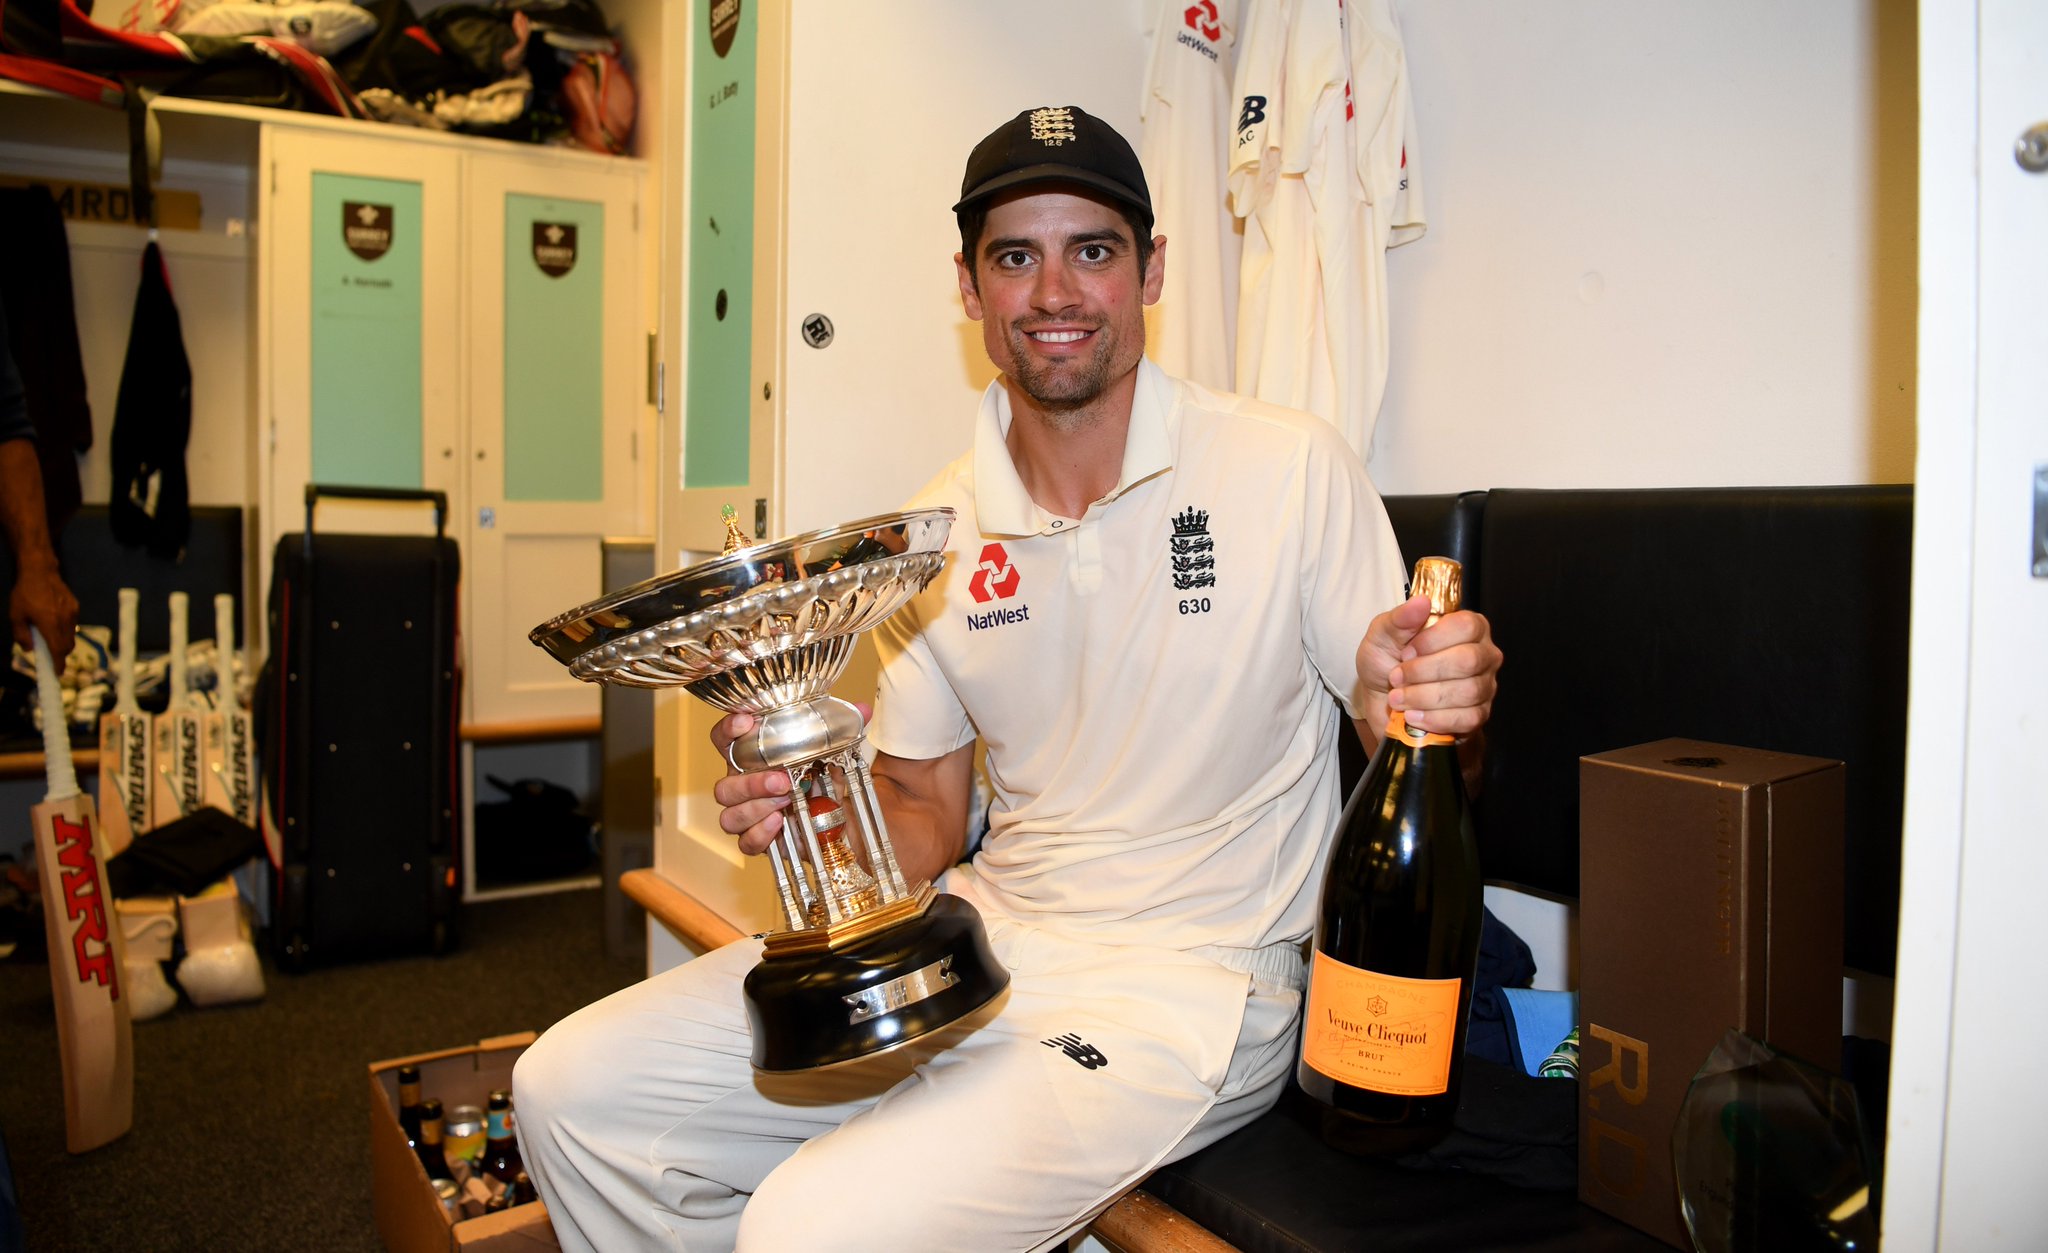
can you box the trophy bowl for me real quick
[529,507,1010,1071]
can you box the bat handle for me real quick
[214,593,237,703]
[116,588,140,711]
[32,629,78,802]
[168,591,190,706]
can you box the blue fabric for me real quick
[1501,987,1579,1076]
[1464,906,1538,1067]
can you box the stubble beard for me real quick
[1004,317,1144,432]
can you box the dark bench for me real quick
[1134,485,1910,1251]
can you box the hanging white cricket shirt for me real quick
[1139,0,1242,391]
[1230,0,1348,423]
[1314,0,1425,459]
[1232,0,1426,461]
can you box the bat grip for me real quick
[32,629,78,801]
[168,591,190,704]
[116,588,139,711]
[214,593,236,701]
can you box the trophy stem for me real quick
[850,755,911,897]
[766,841,807,932]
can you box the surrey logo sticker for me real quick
[1171,507,1216,591]
[532,222,578,277]
[343,201,393,261]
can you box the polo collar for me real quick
[971,358,1178,537]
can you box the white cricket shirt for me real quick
[868,360,1405,957]
[1139,0,1242,391]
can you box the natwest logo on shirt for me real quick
[968,543,1021,603]
[1183,0,1220,41]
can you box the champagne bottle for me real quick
[1297,556,1482,1154]
[481,1089,524,1185]
[396,1064,426,1149]
[415,1097,455,1182]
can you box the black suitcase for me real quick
[259,484,462,970]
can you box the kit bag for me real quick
[259,485,462,970]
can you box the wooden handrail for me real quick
[1090,1190,1241,1253]
[620,868,746,950]
[460,715,602,745]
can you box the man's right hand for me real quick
[710,704,873,856]
[711,712,795,856]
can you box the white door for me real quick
[1884,0,2048,1245]
[260,126,465,623]
[464,151,643,727]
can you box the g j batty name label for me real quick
[1302,950,1460,1096]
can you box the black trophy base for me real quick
[743,892,1010,1072]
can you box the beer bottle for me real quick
[1297,556,1483,1155]
[481,1089,524,1184]
[396,1063,426,1149]
[415,1097,455,1182]
[510,1171,539,1207]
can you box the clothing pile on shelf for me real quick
[0,0,635,155]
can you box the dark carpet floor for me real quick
[0,887,643,1252]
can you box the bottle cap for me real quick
[1411,557,1463,619]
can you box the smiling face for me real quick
[956,186,1167,427]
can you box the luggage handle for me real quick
[302,484,449,549]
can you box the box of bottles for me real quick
[369,1032,558,1252]
[1577,739,1843,1248]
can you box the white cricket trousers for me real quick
[512,879,1303,1253]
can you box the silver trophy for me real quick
[530,508,1008,1070]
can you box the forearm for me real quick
[869,743,973,885]
[0,439,56,573]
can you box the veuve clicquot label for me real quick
[1301,950,1462,1096]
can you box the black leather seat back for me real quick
[1470,486,1912,974]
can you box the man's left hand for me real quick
[10,561,77,665]
[1356,596,1501,739]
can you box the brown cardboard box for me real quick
[1578,739,1844,1248]
[369,1033,559,1252]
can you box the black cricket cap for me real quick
[953,106,1152,230]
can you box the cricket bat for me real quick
[153,591,205,825]
[96,588,152,857]
[202,593,255,827]
[31,627,135,1153]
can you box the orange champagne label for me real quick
[1386,709,1456,748]
[1301,950,1462,1096]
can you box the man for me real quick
[515,105,1500,1252]
[0,296,78,665]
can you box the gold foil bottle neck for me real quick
[1411,556,1464,622]
[720,504,749,556]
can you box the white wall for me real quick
[1375,0,1917,493]
[777,0,1154,534]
